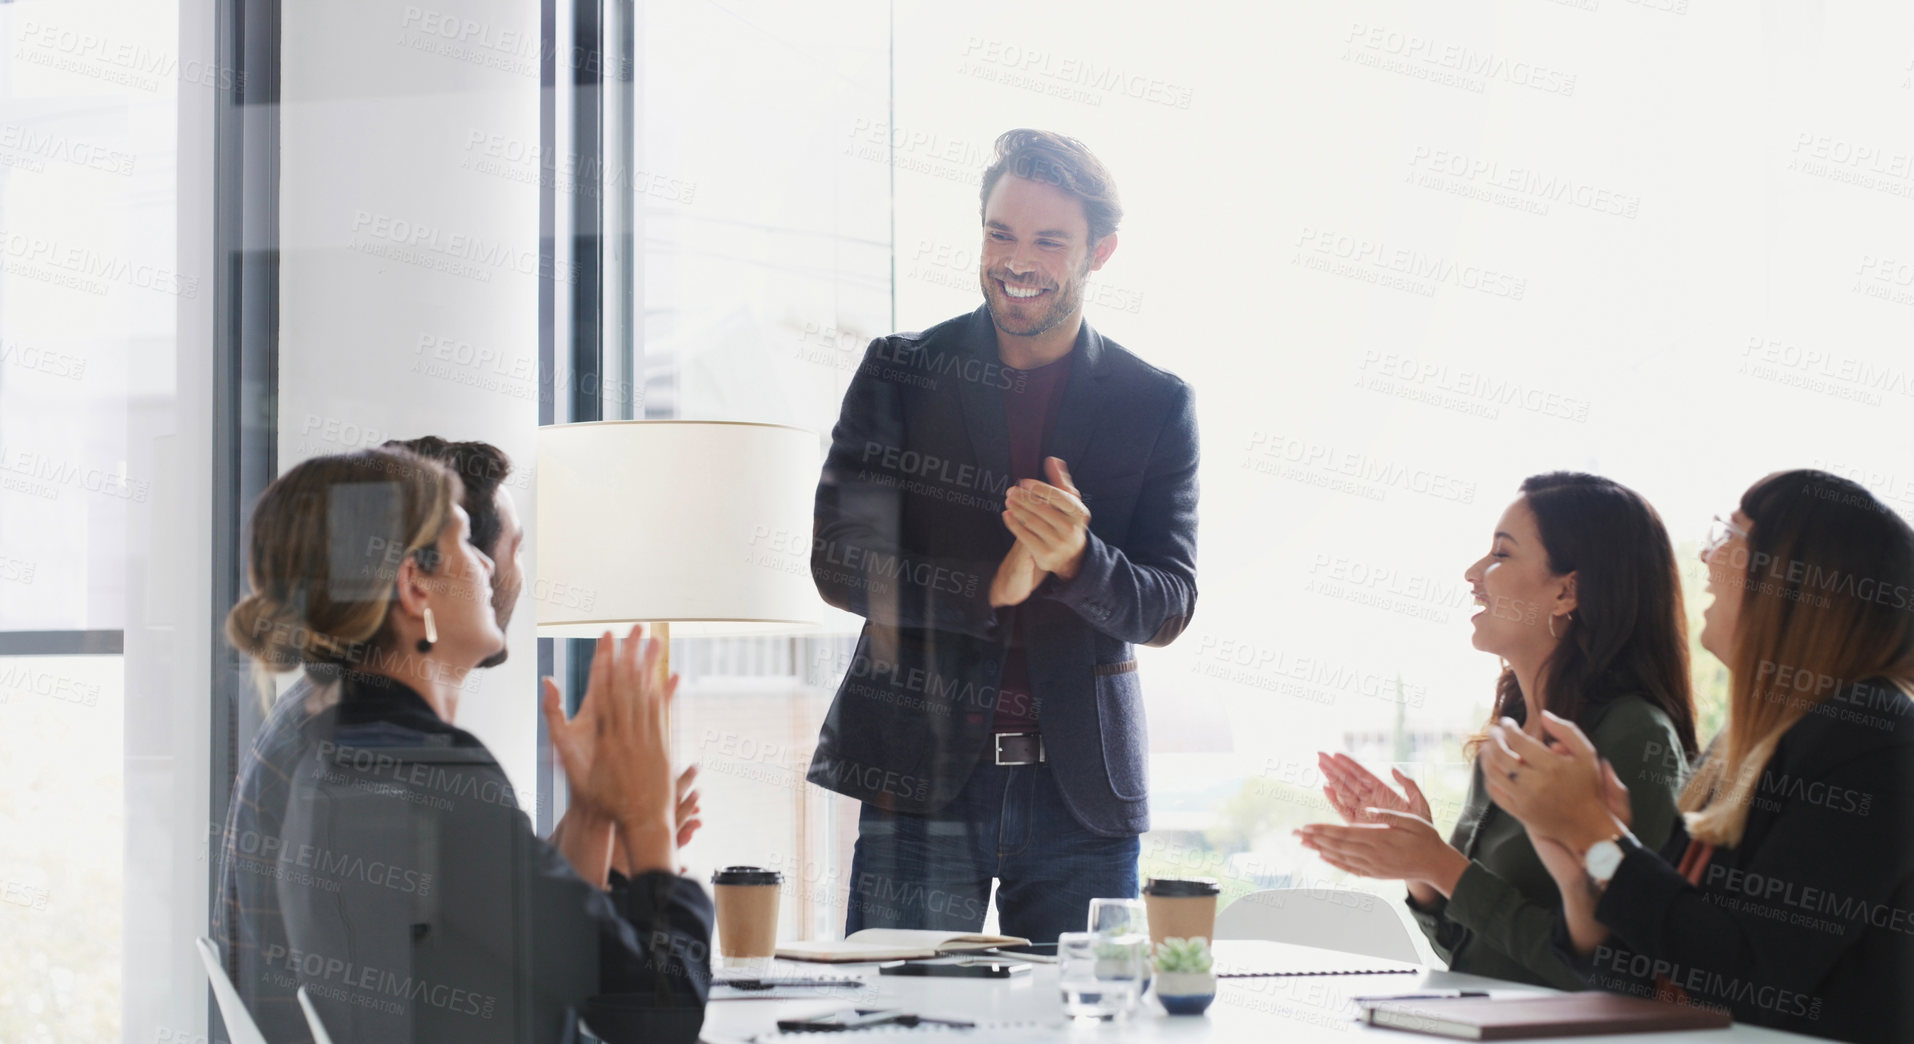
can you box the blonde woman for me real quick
[1485,470,1914,1044]
[214,447,709,1044]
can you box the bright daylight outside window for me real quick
[5,0,1911,1040]
[1,0,177,1038]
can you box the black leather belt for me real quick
[993,732,1045,766]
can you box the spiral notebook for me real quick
[1211,939,1421,978]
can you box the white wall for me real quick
[277,0,544,798]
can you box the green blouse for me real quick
[1407,693,1685,989]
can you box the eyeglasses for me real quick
[1705,514,1748,553]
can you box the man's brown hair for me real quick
[383,436,513,556]
[979,129,1123,245]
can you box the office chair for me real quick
[1214,888,1426,964]
[193,937,270,1044]
[297,986,337,1044]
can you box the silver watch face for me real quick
[1585,839,1624,882]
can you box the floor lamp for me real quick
[534,420,826,682]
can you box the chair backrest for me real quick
[194,937,270,1044]
[1214,888,1425,964]
[296,987,336,1044]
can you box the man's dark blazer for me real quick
[805,306,1198,837]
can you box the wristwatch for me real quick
[1583,834,1630,887]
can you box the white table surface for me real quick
[701,940,1821,1043]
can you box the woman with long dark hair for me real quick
[1484,470,1914,1042]
[1299,472,1698,988]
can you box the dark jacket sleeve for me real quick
[1570,741,1914,1016]
[524,823,712,1044]
[1443,704,1685,989]
[1407,888,1462,966]
[1441,862,1590,990]
[1042,380,1199,646]
[1409,769,1478,966]
[811,338,1006,640]
[575,868,715,1044]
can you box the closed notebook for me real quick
[1361,994,1731,1039]
[775,929,1028,963]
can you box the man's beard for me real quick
[981,265,1085,339]
[475,578,519,669]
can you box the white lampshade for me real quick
[535,420,826,637]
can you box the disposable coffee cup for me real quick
[1142,877,1220,947]
[711,866,784,971]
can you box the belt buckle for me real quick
[994,732,1043,766]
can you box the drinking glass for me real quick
[1057,930,1148,1020]
[1087,896,1148,937]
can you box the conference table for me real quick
[701,940,1821,1043]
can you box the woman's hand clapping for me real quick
[1300,753,1469,904]
[541,626,681,875]
[1480,711,1632,853]
[1318,752,1434,825]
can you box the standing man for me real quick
[808,129,1199,943]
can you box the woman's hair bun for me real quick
[226,591,313,671]
[223,447,459,689]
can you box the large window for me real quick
[630,0,1914,942]
[632,0,890,940]
[0,654,123,1038]
[0,0,182,1034]
[886,3,1912,923]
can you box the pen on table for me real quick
[720,978,865,990]
[1352,990,1492,1002]
[980,947,1059,964]
[896,1015,975,1028]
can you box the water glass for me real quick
[1057,930,1149,1020]
[1087,896,1148,938]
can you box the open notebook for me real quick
[775,929,1029,963]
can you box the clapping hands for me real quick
[1317,753,1435,825]
[992,457,1091,608]
[1480,711,1632,854]
[540,626,682,875]
[1296,753,1468,902]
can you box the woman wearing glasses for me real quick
[1298,472,1698,988]
[1483,470,1914,1043]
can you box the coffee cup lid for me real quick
[711,866,784,886]
[1143,876,1220,897]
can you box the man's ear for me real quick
[1086,232,1118,274]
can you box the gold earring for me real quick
[1548,613,1560,639]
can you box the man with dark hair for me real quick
[215,438,706,1041]
[808,128,1200,942]
[384,436,524,669]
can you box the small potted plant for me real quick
[1092,936,1149,983]
[1152,937,1216,1015]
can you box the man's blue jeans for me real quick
[844,760,1141,943]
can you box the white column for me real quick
[276,0,545,800]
